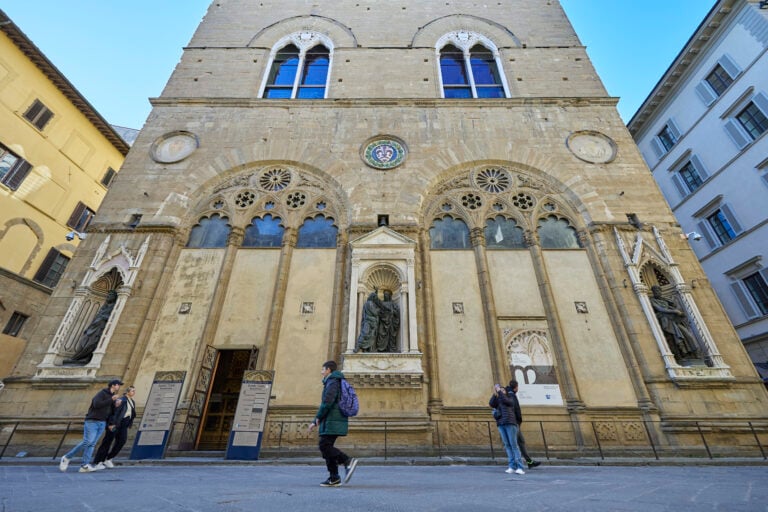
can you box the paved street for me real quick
[1,461,767,512]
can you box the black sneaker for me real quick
[527,460,541,468]
[343,458,359,484]
[320,477,341,487]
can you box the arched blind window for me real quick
[440,44,471,98]
[296,216,337,248]
[469,45,504,98]
[537,216,581,249]
[429,216,471,249]
[440,44,504,99]
[264,44,330,99]
[243,214,284,247]
[187,214,231,248]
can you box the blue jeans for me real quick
[64,420,106,466]
[497,423,525,470]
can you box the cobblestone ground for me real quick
[1,463,767,512]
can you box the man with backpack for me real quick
[308,360,359,487]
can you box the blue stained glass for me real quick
[440,45,468,85]
[268,45,300,86]
[301,47,329,85]
[297,216,338,248]
[187,214,230,248]
[444,88,472,99]
[243,214,284,247]
[265,88,292,99]
[429,216,471,249]
[469,45,500,85]
[297,87,325,99]
[485,217,525,249]
[476,87,505,98]
[537,216,580,249]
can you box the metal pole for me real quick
[53,421,73,460]
[487,421,495,460]
[695,421,712,459]
[748,421,766,460]
[0,422,18,459]
[590,421,604,460]
[276,420,284,459]
[539,420,549,461]
[436,420,442,459]
[643,421,659,460]
[384,421,388,460]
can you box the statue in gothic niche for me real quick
[650,285,701,362]
[354,288,400,353]
[63,290,118,365]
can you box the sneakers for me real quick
[103,459,114,469]
[505,468,514,474]
[92,462,106,471]
[342,458,359,484]
[58,456,70,472]
[320,477,341,487]
[78,464,95,473]
[527,460,541,468]
[514,468,525,475]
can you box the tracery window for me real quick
[485,216,525,249]
[296,215,337,248]
[429,216,471,249]
[537,216,580,249]
[243,214,284,247]
[187,214,231,248]
[263,37,331,99]
[438,32,506,99]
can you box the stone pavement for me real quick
[1,459,767,512]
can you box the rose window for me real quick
[461,193,482,210]
[259,168,291,192]
[234,191,256,208]
[441,203,453,212]
[512,193,535,210]
[286,192,307,209]
[492,202,505,212]
[543,202,556,212]
[474,168,511,193]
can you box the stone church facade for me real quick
[2,0,767,456]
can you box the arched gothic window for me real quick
[537,216,581,249]
[263,42,330,99]
[243,214,284,247]
[485,216,525,249]
[439,40,506,99]
[187,214,231,248]
[429,216,471,249]
[296,215,337,248]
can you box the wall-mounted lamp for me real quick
[685,232,702,241]
[65,230,87,241]
[622,279,628,288]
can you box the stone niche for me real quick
[342,227,423,389]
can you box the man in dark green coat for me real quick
[308,360,359,486]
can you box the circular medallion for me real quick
[566,131,617,164]
[361,136,407,170]
[150,131,199,164]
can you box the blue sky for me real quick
[3,1,714,129]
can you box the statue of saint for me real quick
[354,289,400,353]
[650,285,700,361]
[63,290,118,365]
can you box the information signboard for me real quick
[225,370,274,460]
[130,371,185,460]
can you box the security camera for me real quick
[686,232,702,241]
[65,231,75,241]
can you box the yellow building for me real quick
[0,9,129,379]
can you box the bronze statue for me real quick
[650,285,700,361]
[63,290,118,365]
[354,289,400,353]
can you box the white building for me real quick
[628,0,768,382]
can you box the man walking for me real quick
[506,380,541,469]
[308,360,358,487]
[489,382,526,475]
[59,379,123,473]
[93,385,136,468]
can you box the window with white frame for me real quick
[437,31,508,99]
[694,197,742,249]
[724,91,768,150]
[650,118,681,158]
[260,32,332,99]
[726,259,768,321]
[695,54,741,106]
[670,155,708,199]
[0,143,32,190]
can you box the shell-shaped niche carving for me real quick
[91,268,123,294]
[365,266,401,295]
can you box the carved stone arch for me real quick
[411,14,520,48]
[435,30,502,53]
[359,262,405,298]
[639,260,673,291]
[0,217,45,275]
[248,15,357,49]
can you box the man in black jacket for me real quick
[93,385,136,469]
[506,380,541,469]
[489,382,525,475]
[59,379,123,473]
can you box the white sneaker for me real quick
[514,468,525,475]
[92,462,106,471]
[78,464,95,473]
[505,468,514,474]
[103,459,114,468]
[59,456,70,472]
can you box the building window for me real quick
[429,216,471,249]
[0,143,33,190]
[657,124,677,151]
[187,214,231,248]
[66,202,96,232]
[484,216,525,249]
[679,162,704,191]
[537,216,581,249]
[263,40,330,99]
[296,215,337,248]
[707,209,737,245]
[743,272,768,316]
[101,167,116,187]
[33,248,70,288]
[736,101,768,141]
[2,312,29,337]
[440,44,505,99]
[23,99,54,130]
[670,156,709,199]
[650,119,681,158]
[242,214,284,247]
[705,64,733,97]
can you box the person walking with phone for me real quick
[489,383,526,475]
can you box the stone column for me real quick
[419,229,442,409]
[262,227,297,369]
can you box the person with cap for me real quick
[93,385,136,468]
[59,379,123,473]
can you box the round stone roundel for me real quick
[361,136,407,170]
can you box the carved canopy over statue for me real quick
[63,290,118,365]
[354,288,400,353]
